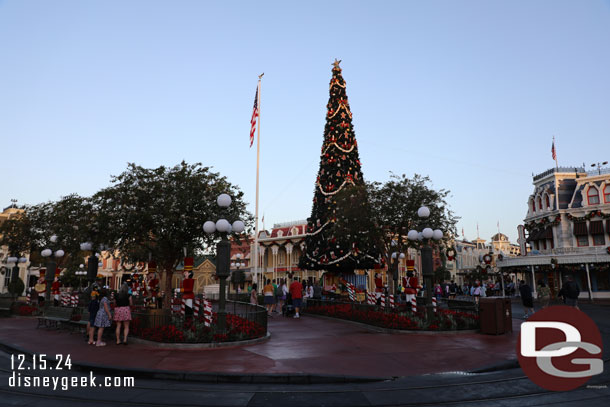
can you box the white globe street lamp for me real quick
[417,206,430,218]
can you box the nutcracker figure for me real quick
[52,275,61,306]
[35,272,46,305]
[179,257,195,315]
[374,272,384,300]
[402,260,420,306]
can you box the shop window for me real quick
[531,199,536,213]
[537,197,542,210]
[545,194,550,209]
[592,268,610,291]
[577,235,589,247]
[541,240,546,250]
[593,234,605,246]
[605,185,610,203]
[587,186,600,205]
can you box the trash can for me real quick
[479,297,512,335]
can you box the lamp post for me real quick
[407,207,444,321]
[40,235,64,308]
[75,264,87,289]
[231,253,246,294]
[203,194,245,332]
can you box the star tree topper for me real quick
[332,58,342,70]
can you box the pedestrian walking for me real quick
[537,280,551,308]
[263,279,275,316]
[87,290,100,345]
[562,275,580,310]
[249,283,258,305]
[289,277,303,318]
[94,289,112,347]
[114,282,133,345]
[519,280,534,318]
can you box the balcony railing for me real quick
[529,246,609,256]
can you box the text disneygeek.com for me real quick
[9,371,135,391]
[8,353,134,391]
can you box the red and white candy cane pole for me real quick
[26,291,31,304]
[194,297,200,318]
[380,293,386,308]
[181,298,186,317]
[411,297,417,313]
[74,294,79,307]
[432,297,437,313]
[203,299,212,327]
[367,292,375,305]
[389,294,395,309]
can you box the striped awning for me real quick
[541,227,553,239]
[590,220,604,235]
[573,222,588,236]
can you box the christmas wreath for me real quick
[483,254,492,264]
[446,247,456,261]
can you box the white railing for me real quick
[529,246,608,256]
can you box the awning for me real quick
[541,227,553,239]
[527,229,541,242]
[590,220,604,235]
[573,222,588,236]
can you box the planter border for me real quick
[304,313,479,335]
[128,331,271,349]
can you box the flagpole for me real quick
[253,73,263,290]
[553,136,560,214]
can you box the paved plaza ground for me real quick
[0,300,609,406]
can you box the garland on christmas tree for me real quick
[298,60,382,272]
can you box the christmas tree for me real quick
[299,60,382,273]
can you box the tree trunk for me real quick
[162,264,174,310]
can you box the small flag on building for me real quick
[250,87,259,147]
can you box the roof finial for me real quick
[332,58,342,70]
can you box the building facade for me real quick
[498,166,610,299]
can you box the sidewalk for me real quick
[0,314,520,379]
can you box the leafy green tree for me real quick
[334,173,458,292]
[95,161,251,309]
[8,277,25,299]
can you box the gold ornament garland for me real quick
[317,178,355,196]
[308,220,330,236]
[327,102,352,120]
[322,142,355,155]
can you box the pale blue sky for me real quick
[1,1,609,243]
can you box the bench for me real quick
[36,306,74,329]
[0,298,13,315]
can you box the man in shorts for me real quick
[289,277,303,319]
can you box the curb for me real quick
[303,313,480,335]
[0,340,389,384]
[127,331,271,349]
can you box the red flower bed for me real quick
[306,304,479,331]
[18,305,38,316]
[131,312,265,343]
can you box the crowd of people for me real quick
[86,282,133,347]
[249,276,322,319]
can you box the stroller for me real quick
[282,292,295,317]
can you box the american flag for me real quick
[250,87,259,148]
[551,140,556,161]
